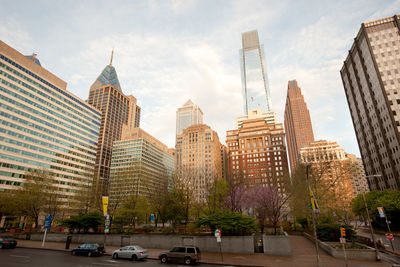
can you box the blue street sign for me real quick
[44,215,52,229]
[150,213,154,222]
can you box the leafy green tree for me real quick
[206,179,228,211]
[352,190,400,230]
[113,195,150,229]
[61,212,103,233]
[196,209,258,235]
[13,169,61,228]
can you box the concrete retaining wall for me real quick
[303,232,376,260]
[16,233,254,254]
[263,234,291,256]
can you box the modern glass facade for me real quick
[240,30,272,114]
[176,99,203,136]
[109,128,175,203]
[0,40,101,200]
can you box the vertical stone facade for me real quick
[341,15,400,190]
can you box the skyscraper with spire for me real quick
[87,51,141,194]
[240,30,272,114]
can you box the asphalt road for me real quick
[0,248,226,267]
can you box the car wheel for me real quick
[112,253,118,259]
[131,254,138,261]
[184,257,192,265]
[160,255,168,263]
[88,252,92,257]
[0,244,3,249]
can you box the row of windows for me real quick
[0,107,97,150]
[0,127,95,161]
[0,82,98,140]
[0,154,93,181]
[0,71,99,134]
[0,54,101,117]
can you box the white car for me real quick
[112,245,148,261]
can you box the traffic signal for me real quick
[340,227,346,237]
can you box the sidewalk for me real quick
[15,236,391,267]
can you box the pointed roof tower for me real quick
[90,49,122,92]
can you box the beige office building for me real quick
[300,140,364,207]
[178,124,222,202]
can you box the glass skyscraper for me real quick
[240,30,272,114]
[0,40,101,200]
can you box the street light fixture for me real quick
[364,174,381,261]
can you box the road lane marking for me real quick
[10,255,30,258]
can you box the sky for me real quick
[1,0,400,156]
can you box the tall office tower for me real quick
[284,80,315,173]
[179,124,222,202]
[226,116,289,192]
[175,100,203,167]
[0,41,101,199]
[341,15,400,190]
[240,30,272,114]
[87,54,141,193]
[300,140,359,207]
[109,127,175,204]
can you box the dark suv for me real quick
[159,246,201,265]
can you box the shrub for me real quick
[317,224,356,241]
[141,225,155,233]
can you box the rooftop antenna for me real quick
[110,48,114,66]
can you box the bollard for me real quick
[66,235,72,249]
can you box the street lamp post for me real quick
[364,174,381,261]
[306,164,320,266]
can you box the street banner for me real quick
[102,196,109,216]
[309,188,319,213]
[377,207,385,218]
[44,215,52,229]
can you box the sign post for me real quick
[42,215,52,247]
[102,196,109,247]
[340,227,348,267]
[214,229,223,262]
[378,207,395,251]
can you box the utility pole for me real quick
[306,164,320,266]
[362,192,380,261]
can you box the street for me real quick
[0,248,224,267]
[357,230,400,251]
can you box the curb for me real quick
[16,245,265,267]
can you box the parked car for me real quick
[159,246,201,265]
[0,237,17,248]
[71,243,105,257]
[112,245,148,261]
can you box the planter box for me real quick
[303,232,376,260]
[263,233,291,256]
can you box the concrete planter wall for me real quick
[18,233,254,254]
[263,234,291,256]
[303,233,376,260]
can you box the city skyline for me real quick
[1,1,399,157]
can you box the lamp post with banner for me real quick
[306,164,320,266]
[42,215,52,247]
[377,207,395,251]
